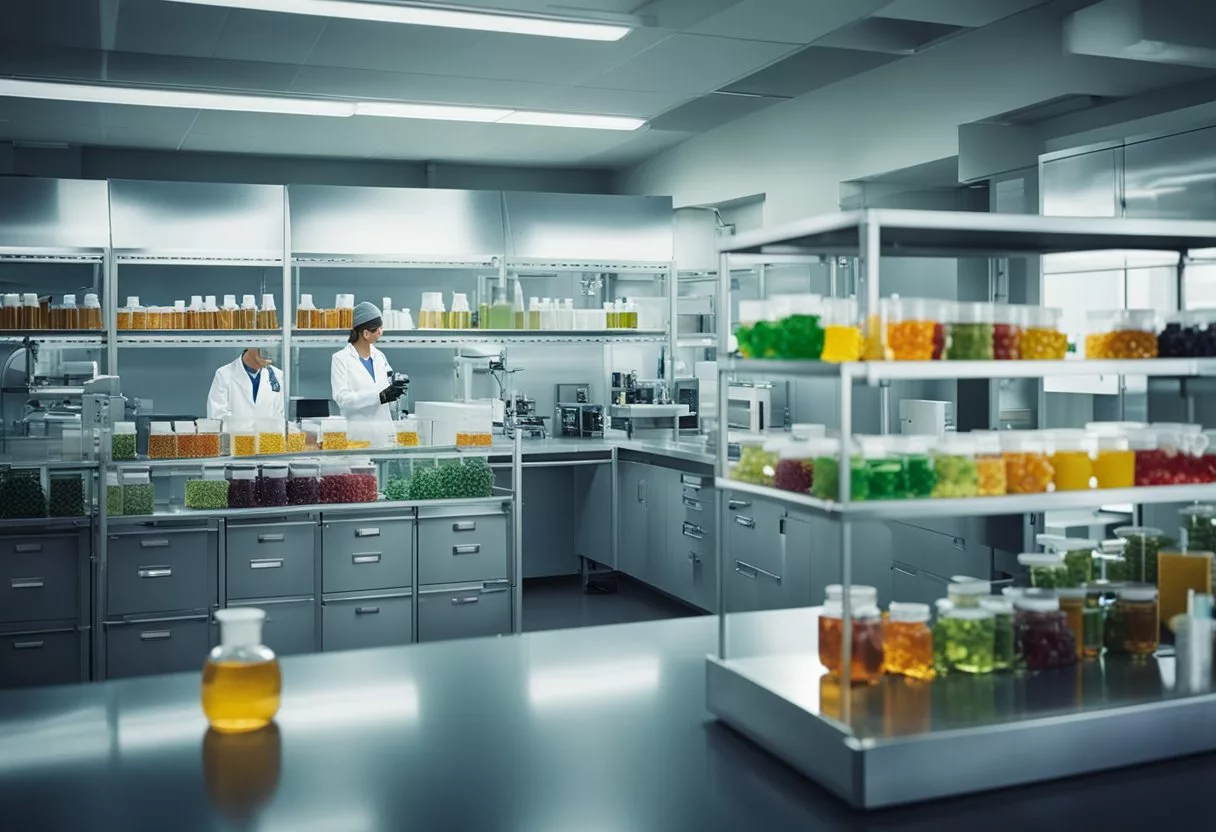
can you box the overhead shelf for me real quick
[720,209,1216,257]
[505,258,670,274]
[722,356,1216,383]
[292,254,498,269]
[116,334,281,348]
[0,246,106,263]
[0,333,106,347]
[114,249,282,267]
[291,330,668,347]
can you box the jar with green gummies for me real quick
[979,596,1015,671]
[1036,534,1096,587]
[1018,552,1068,589]
[943,606,996,674]
[736,299,775,359]
[946,301,995,360]
[932,598,952,676]
[902,435,936,498]
[731,436,778,486]
[859,436,903,500]
[947,578,990,609]
[931,433,979,498]
[773,294,825,359]
[1113,525,1168,584]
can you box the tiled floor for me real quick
[522,575,704,632]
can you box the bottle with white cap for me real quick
[220,294,238,330]
[259,294,278,330]
[239,295,258,330]
[203,295,219,329]
[189,295,204,330]
[82,293,102,330]
[202,607,281,733]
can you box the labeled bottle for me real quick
[202,608,281,734]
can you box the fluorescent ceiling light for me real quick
[163,0,630,41]
[355,100,512,122]
[499,111,645,131]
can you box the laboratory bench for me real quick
[1,609,1212,831]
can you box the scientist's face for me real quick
[362,325,383,345]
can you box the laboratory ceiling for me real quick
[0,0,1055,168]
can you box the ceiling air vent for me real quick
[1067,0,1216,68]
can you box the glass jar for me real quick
[320,417,348,452]
[946,301,994,361]
[774,294,825,360]
[902,435,936,498]
[732,437,776,486]
[121,468,154,516]
[1082,587,1105,660]
[448,292,473,330]
[810,438,868,502]
[883,602,934,680]
[885,296,937,361]
[1056,587,1086,650]
[818,586,883,684]
[256,463,289,508]
[1087,426,1134,489]
[859,436,903,501]
[1001,430,1054,494]
[1046,428,1095,491]
[47,470,85,517]
[257,420,286,455]
[931,433,978,498]
[229,422,257,458]
[1107,309,1159,359]
[202,608,281,733]
[978,596,1015,671]
[773,439,815,495]
[932,598,952,676]
[112,421,137,460]
[287,460,320,506]
[1117,585,1159,658]
[1112,525,1167,584]
[820,297,863,363]
[1018,552,1068,589]
[947,578,990,609]
[1015,593,1077,671]
[992,303,1021,360]
[196,419,222,458]
[1020,305,1067,359]
[1035,534,1095,587]
[1158,546,1213,629]
[942,606,995,674]
[1180,503,1216,553]
[227,464,258,508]
[319,460,351,503]
[105,470,123,516]
[972,431,1007,496]
[258,294,278,330]
[185,464,229,510]
[173,421,199,459]
[148,422,177,459]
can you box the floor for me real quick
[522,574,704,633]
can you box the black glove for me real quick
[379,385,404,405]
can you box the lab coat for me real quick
[206,358,286,422]
[331,343,395,423]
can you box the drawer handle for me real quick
[140,630,171,641]
[682,523,704,540]
[736,560,781,584]
[13,640,44,650]
[734,516,755,529]
[14,543,43,553]
[453,544,481,556]
[688,551,702,565]
[681,474,703,489]
[138,566,172,579]
[250,558,284,569]
[257,533,285,543]
[352,552,382,565]
[451,595,480,606]
[355,606,380,615]
[453,521,476,532]
[139,539,171,549]
[11,577,45,589]
[728,499,751,510]
[355,528,380,538]
[683,497,702,511]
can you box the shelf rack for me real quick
[0,245,108,352]
[709,208,1216,809]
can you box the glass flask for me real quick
[202,608,281,734]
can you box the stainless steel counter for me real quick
[0,610,1211,830]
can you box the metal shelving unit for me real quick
[709,208,1216,810]
[290,330,669,347]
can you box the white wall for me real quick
[615,0,1207,223]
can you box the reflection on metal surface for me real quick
[109,180,285,257]
[203,723,281,823]
[528,656,660,707]
[0,177,110,250]
[504,192,673,263]
[276,681,419,728]
[0,704,109,772]
[119,704,206,750]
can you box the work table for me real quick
[1,611,1211,831]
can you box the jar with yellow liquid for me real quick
[202,608,281,734]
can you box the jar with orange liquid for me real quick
[202,608,281,734]
[1046,428,1094,491]
[1089,426,1134,489]
[238,295,258,330]
[296,293,317,330]
[883,602,934,680]
[886,296,937,361]
[1158,546,1213,629]
[817,584,884,684]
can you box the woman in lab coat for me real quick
[330,302,402,423]
[206,348,285,422]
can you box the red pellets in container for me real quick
[319,460,350,504]
[287,460,320,506]
[350,460,379,503]
[773,441,815,494]
[256,463,288,508]
[227,464,257,508]
[993,303,1021,360]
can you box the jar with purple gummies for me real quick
[227,463,257,509]
[287,460,320,506]
[256,463,288,508]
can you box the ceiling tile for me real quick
[0,97,105,144]
[722,45,902,98]
[113,0,230,59]
[211,9,328,65]
[815,17,967,54]
[647,93,778,132]
[305,19,484,74]
[476,123,638,160]
[0,40,105,81]
[104,52,301,94]
[101,126,194,151]
[875,0,1052,28]
[688,0,893,44]
[288,66,418,101]
[98,103,200,135]
[392,75,561,109]
[579,128,696,167]
[584,34,796,94]
[2,0,103,51]
[438,28,670,86]
[531,86,696,118]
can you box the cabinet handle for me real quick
[139,539,171,549]
[355,527,380,538]
[355,606,380,615]
[638,480,646,504]
[683,497,702,511]
[11,577,44,589]
[453,521,476,532]
[453,544,480,556]
[13,639,45,650]
[682,523,704,540]
[14,543,43,553]
[734,515,755,529]
[140,630,171,641]
[352,552,382,565]
[137,566,172,579]
[728,499,751,510]
[451,595,480,606]
[250,558,283,569]
[681,474,703,489]
[735,562,758,580]
[688,551,702,565]
[257,533,285,543]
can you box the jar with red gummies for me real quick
[319,459,350,504]
[349,459,379,503]
[1128,427,1170,486]
[227,463,258,508]
[255,463,289,508]
[1200,431,1216,484]
[1156,423,1208,484]
[992,303,1022,360]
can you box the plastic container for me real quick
[454,415,493,448]
[257,295,278,330]
[1018,552,1068,589]
[105,471,123,516]
[349,459,379,503]
[286,426,305,453]
[942,606,995,674]
[319,459,350,504]
[931,433,978,498]
[203,295,220,329]
[773,438,815,494]
[295,293,316,330]
[120,468,154,516]
[81,293,102,330]
[320,417,348,452]
[945,302,994,361]
[255,463,289,508]
[972,431,1007,496]
[112,421,137,460]
[1116,585,1159,657]
[1014,593,1077,670]
[47,470,85,517]
[820,297,863,363]
[946,578,990,609]
[1001,431,1053,494]
[1112,525,1167,584]
[196,419,222,458]
[337,294,354,330]
[202,608,281,733]
[772,294,825,360]
[22,293,41,329]
[1046,428,1095,491]
[287,460,321,506]
[418,292,444,330]
[731,436,776,486]
[991,303,1021,360]
[883,602,934,680]
[174,421,200,458]
[1037,534,1095,587]
[1017,306,1066,360]
[978,596,1015,671]
[449,293,472,330]
[396,416,422,448]
[218,295,238,330]
[185,465,229,510]
[229,421,257,458]
[256,420,286,455]
[227,464,257,508]
[885,296,937,361]
[735,299,773,359]
[1088,424,1134,489]
[1158,545,1213,628]
[1056,587,1087,649]
[859,436,903,500]
[1088,309,1158,359]
[932,598,952,676]
[1082,587,1105,659]
[117,297,143,331]
[901,435,936,498]
[148,422,177,459]
[810,438,868,502]
[1157,310,1216,358]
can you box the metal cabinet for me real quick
[322,515,412,594]
[226,519,317,601]
[726,493,784,579]
[0,628,81,688]
[417,510,507,586]
[105,615,210,679]
[616,461,651,582]
[107,527,216,616]
[322,592,413,652]
[231,598,316,657]
[0,533,82,624]
[664,472,717,612]
[417,582,510,643]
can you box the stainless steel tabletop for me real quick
[1,612,1212,831]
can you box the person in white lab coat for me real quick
[206,348,286,422]
[330,302,402,423]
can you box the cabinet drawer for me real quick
[418,514,507,586]
[230,598,316,657]
[106,616,210,679]
[0,629,80,688]
[0,535,81,623]
[322,593,412,652]
[226,521,317,601]
[417,583,510,643]
[323,521,412,594]
[108,530,214,616]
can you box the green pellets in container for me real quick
[48,471,85,517]
[185,465,229,510]
[112,421,137,460]
[979,596,1015,671]
[945,302,994,360]
[810,439,868,502]
[105,471,123,516]
[942,606,996,674]
[0,468,47,519]
[931,433,978,498]
[1018,552,1068,589]
[385,475,411,501]
[121,468,154,516]
[1036,534,1096,587]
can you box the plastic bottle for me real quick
[295,293,315,330]
[513,280,526,330]
[202,608,281,734]
[540,298,555,330]
[488,286,513,329]
[187,295,204,330]
[22,293,40,329]
[625,299,639,329]
[203,295,220,329]
[171,299,186,330]
[219,295,238,330]
[450,293,472,329]
[80,293,101,330]
[61,294,79,330]
[0,293,17,329]
[528,297,540,330]
[561,299,575,331]
[258,295,278,330]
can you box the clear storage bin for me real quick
[196,419,222,458]
[287,426,305,453]
[991,303,1021,360]
[219,295,238,330]
[1046,428,1095,491]
[454,415,493,448]
[859,436,903,500]
[349,459,379,503]
[227,464,258,508]
[731,436,775,487]
[257,294,278,330]
[48,470,85,517]
[942,606,995,674]
[972,431,1006,496]
[238,295,258,330]
[229,421,257,458]
[319,459,351,503]
[396,415,422,447]
[112,421,137,460]
[148,422,177,459]
[1018,552,1068,589]
[819,297,862,363]
[735,299,773,359]
[931,433,978,498]
[773,437,815,495]
[174,421,200,458]
[901,435,936,498]
[1014,593,1076,670]
[186,464,229,510]
[773,294,824,360]
[287,460,320,506]
[1112,525,1167,584]
[296,293,317,330]
[256,463,289,508]
[105,470,123,516]
[1001,430,1053,494]
[81,293,102,330]
[810,438,868,502]
[884,296,937,362]
[945,302,994,361]
[978,596,1015,671]
[320,417,348,452]
[256,419,286,455]
[121,468,154,516]
[1087,424,1134,488]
